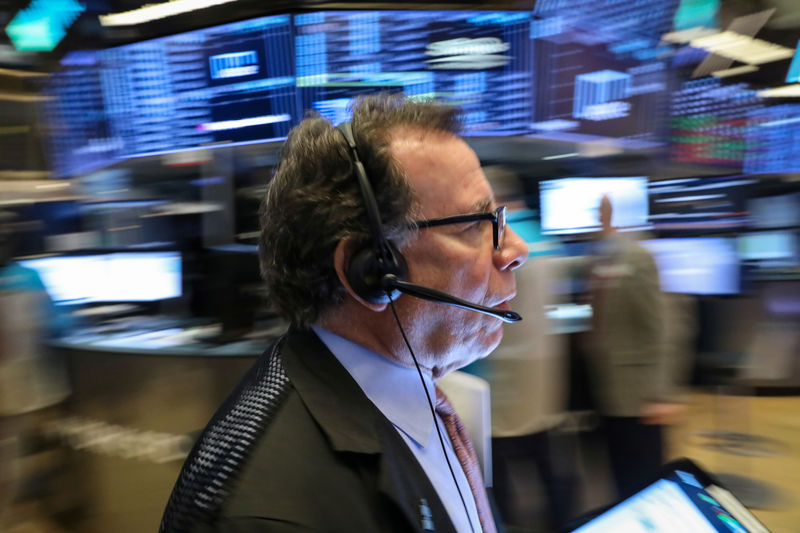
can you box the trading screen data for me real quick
[40,4,797,179]
[45,14,297,176]
[670,78,762,168]
[43,51,116,178]
[295,11,534,134]
[529,0,677,146]
[99,14,296,157]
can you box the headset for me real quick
[337,120,408,305]
[336,120,521,322]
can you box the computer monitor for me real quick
[539,177,650,235]
[44,14,297,177]
[641,237,740,295]
[19,251,182,305]
[294,10,534,135]
[530,1,674,147]
[747,193,800,230]
[738,231,799,269]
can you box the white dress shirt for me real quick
[312,325,481,533]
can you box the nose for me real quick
[495,226,527,271]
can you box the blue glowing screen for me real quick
[19,252,183,304]
[44,14,296,177]
[295,10,534,135]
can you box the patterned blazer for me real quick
[587,238,669,417]
[161,327,477,532]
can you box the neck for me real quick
[318,299,415,369]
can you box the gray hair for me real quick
[258,93,461,326]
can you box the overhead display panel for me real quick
[528,0,678,147]
[43,14,297,177]
[294,10,535,135]
[99,14,297,158]
[669,78,762,169]
[43,51,115,178]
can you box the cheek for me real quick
[405,240,493,298]
[458,257,494,298]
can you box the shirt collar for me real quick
[311,325,436,447]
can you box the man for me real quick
[584,195,682,499]
[0,210,73,531]
[161,94,528,532]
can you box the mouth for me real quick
[491,293,516,310]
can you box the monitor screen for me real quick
[100,14,297,158]
[529,1,674,147]
[42,51,116,178]
[744,104,800,175]
[738,231,799,267]
[641,238,740,295]
[648,177,754,232]
[20,251,182,304]
[43,14,297,176]
[294,10,534,135]
[669,79,762,168]
[571,463,767,533]
[747,193,800,229]
[539,177,649,235]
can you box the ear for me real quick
[333,238,388,312]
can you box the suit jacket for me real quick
[587,237,669,417]
[163,327,477,532]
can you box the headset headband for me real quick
[337,121,391,264]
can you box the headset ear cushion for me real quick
[346,241,408,305]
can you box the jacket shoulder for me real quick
[160,338,292,533]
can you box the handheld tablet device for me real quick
[565,458,770,532]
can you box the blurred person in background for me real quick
[0,210,75,533]
[582,194,684,500]
[467,166,577,532]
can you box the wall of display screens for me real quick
[43,8,682,178]
[44,4,798,181]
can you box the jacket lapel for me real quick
[282,328,457,533]
[375,419,458,533]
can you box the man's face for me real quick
[388,128,528,378]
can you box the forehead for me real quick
[388,128,492,217]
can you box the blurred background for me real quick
[0,0,799,531]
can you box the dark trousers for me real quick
[602,416,664,499]
[492,431,577,530]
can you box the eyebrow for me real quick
[419,198,494,222]
[470,198,493,213]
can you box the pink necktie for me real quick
[435,387,497,533]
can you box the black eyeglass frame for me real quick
[411,205,507,250]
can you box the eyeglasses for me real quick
[412,205,507,250]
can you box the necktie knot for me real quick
[434,387,456,417]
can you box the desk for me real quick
[49,335,275,533]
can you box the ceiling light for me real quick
[662,27,719,45]
[99,0,236,26]
[542,152,578,160]
[712,65,759,77]
[691,31,795,65]
[0,92,52,102]
[0,67,49,78]
[757,84,800,97]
